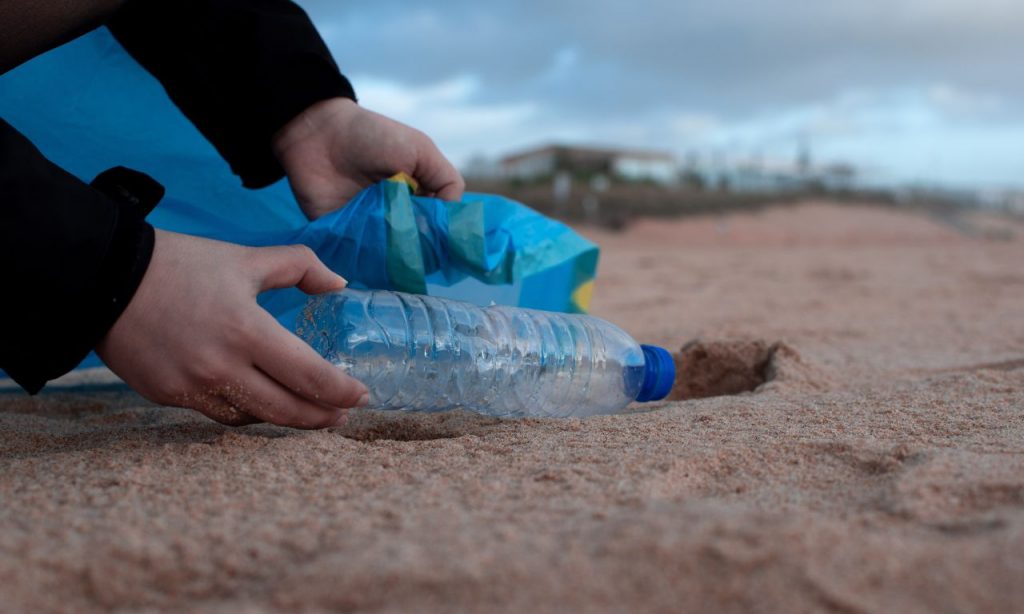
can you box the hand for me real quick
[96,230,369,428]
[273,97,465,220]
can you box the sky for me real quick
[297,0,1024,190]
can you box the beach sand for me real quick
[2,201,1023,612]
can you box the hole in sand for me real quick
[333,411,472,442]
[670,339,800,400]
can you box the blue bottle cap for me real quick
[637,345,676,402]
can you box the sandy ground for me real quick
[3,201,1024,612]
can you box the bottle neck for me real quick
[637,345,675,402]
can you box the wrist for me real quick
[272,97,358,163]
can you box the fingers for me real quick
[216,370,349,430]
[255,244,346,294]
[243,243,368,418]
[414,136,465,202]
[248,309,369,410]
[433,176,466,202]
[186,394,262,427]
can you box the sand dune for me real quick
[3,201,1023,612]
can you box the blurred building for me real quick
[500,145,678,185]
[819,163,857,191]
[707,158,858,193]
[977,189,1024,213]
[1006,192,1024,213]
[462,153,503,180]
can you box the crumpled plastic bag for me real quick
[171,174,599,325]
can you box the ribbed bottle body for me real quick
[295,290,646,418]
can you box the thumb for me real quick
[255,244,347,294]
[414,136,465,202]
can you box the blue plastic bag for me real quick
[0,29,598,375]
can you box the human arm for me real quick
[0,119,367,426]
[0,118,154,393]
[106,0,355,189]
[107,0,464,216]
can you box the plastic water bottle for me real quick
[294,289,675,418]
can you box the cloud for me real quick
[668,113,720,140]
[300,0,1023,114]
[926,84,1004,117]
[349,74,540,158]
[295,0,1024,188]
[353,74,480,116]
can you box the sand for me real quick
[2,201,1024,612]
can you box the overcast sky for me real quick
[297,0,1024,190]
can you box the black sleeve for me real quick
[107,0,357,189]
[0,119,156,393]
